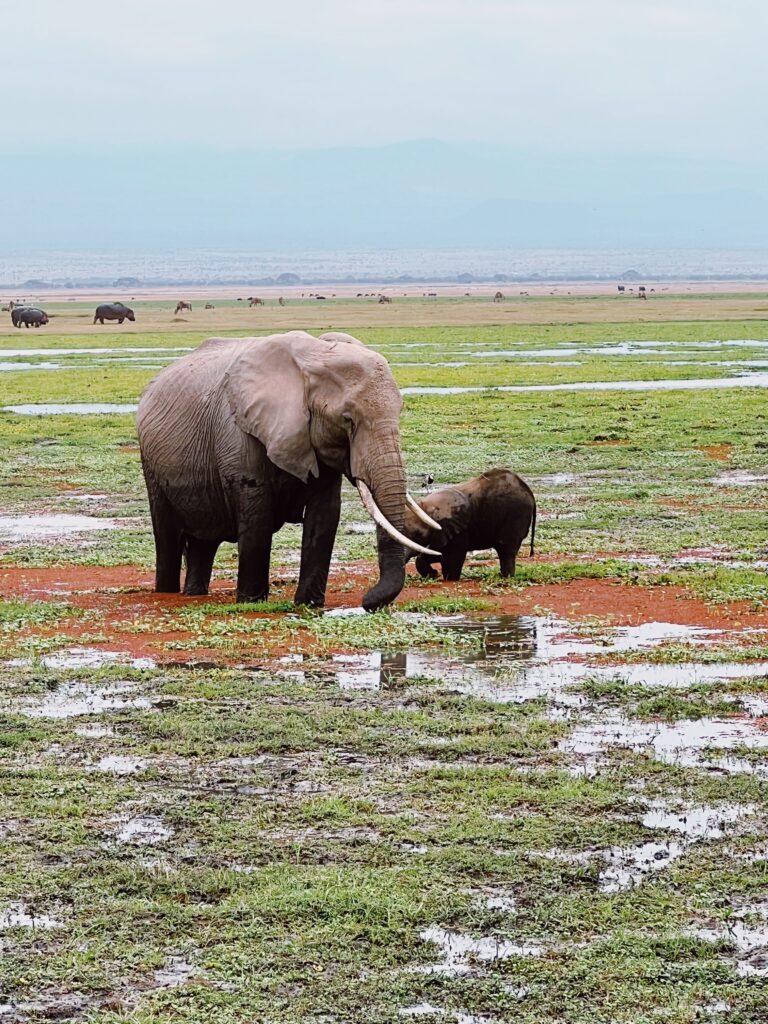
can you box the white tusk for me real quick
[357,481,441,558]
[406,492,442,530]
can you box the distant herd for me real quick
[2,285,657,327]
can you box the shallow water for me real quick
[0,347,190,357]
[2,403,139,415]
[418,926,546,976]
[401,373,768,396]
[542,800,754,892]
[116,815,172,845]
[712,470,768,486]
[93,755,147,775]
[30,647,155,671]
[302,614,762,706]
[560,714,768,773]
[690,904,768,977]
[0,902,62,930]
[0,514,117,539]
[13,677,152,719]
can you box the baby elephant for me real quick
[404,468,536,580]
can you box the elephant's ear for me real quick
[422,489,471,542]
[225,335,319,483]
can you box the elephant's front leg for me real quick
[236,485,275,603]
[294,471,342,606]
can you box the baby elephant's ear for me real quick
[422,489,471,542]
[225,337,319,483]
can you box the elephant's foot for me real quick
[293,585,326,608]
[183,582,210,596]
[236,588,269,605]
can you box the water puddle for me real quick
[598,840,687,892]
[641,800,755,839]
[0,347,190,357]
[13,678,152,719]
[0,515,116,539]
[116,815,173,845]
[93,755,147,775]
[74,724,116,738]
[689,903,768,977]
[712,470,768,486]
[560,715,768,770]
[542,800,754,892]
[399,1007,502,1023]
[28,647,156,671]
[152,957,199,988]
[417,926,546,975]
[0,902,63,930]
[295,614,763,708]
[0,361,62,371]
[401,374,768,396]
[2,403,138,415]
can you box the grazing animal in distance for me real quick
[174,301,192,315]
[278,297,286,306]
[617,285,625,293]
[204,303,215,310]
[378,294,392,304]
[248,297,264,307]
[404,469,536,581]
[493,291,504,302]
[11,307,49,328]
[94,302,135,325]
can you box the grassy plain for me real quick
[0,294,767,1022]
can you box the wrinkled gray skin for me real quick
[136,331,410,610]
[404,468,536,580]
[94,302,135,324]
[11,307,48,328]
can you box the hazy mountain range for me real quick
[4,140,768,250]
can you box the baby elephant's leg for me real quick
[441,546,467,581]
[415,554,439,578]
[495,544,519,577]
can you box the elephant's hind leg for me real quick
[184,537,220,596]
[496,544,519,577]
[148,487,184,593]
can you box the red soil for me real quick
[696,443,734,462]
[3,559,768,667]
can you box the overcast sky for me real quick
[4,0,766,158]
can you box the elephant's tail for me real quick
[529,500,536,557]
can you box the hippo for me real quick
[94,302,135,325]
[11,307,49,328]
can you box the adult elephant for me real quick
[94,302,135,324]
[136,330,439,611]
[11,307,49,328]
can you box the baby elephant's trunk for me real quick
[529,498,536,557]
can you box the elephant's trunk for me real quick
[354,425,411,612]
